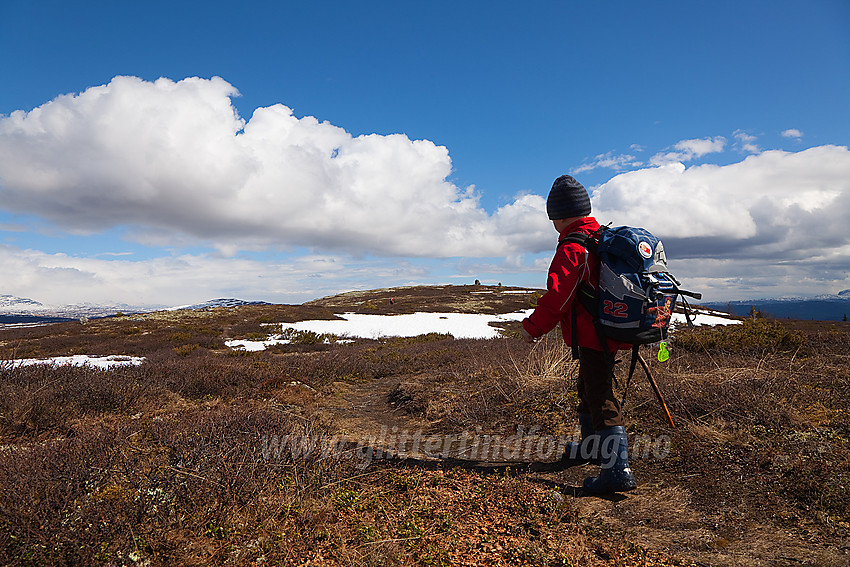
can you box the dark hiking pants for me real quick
[576,346,625,431]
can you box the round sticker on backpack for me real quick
[638,241,653,258]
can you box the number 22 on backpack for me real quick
[602,300,629,319]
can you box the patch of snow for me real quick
[5,354,146,369]
[672,312,741,327]
[278,310,534,341]
[224,307,738,353]
[468,290,529,295]
[225,335,351,351]
[224,338,290,351]
[0,321,67,330]
[225,310,534,351]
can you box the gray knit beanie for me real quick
[546,175,591,220]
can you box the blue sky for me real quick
[1,0,849,307]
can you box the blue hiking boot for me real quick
[582,426,636,493]
[559,413,599,466]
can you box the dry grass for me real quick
[0,286,849,566]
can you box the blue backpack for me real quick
[559,225,701,426]
[560,225,701,357]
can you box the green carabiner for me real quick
[658,341,670,362]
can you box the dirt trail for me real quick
[318,374,575,466]
[320,374,434,440]
[314,375,848,567]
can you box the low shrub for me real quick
[280,327,339,345]
[173,343,199,356]
[0,403,350,566]
[0,364,145,438]
[672,318,806,353]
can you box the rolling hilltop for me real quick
[2,283,738,328]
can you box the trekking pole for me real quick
[636,352,676,428]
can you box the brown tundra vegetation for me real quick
[0,285,848,566]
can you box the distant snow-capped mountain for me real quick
[701,290,850,321]
[0,294,44,310]
[737,290,850,303]
[1,294,272,317]
[0,294,157,319]
[168,298,272,311]
[1,294,273,328]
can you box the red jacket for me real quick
[522,217,628,353]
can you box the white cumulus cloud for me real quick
[592,145,850,260]
[733,130,760,153]
[781,128,804,139]
[0,244,435,307]
[589,145,850,300]
[649,136,727,166]
[572,151,642,174]
[0,76,549,259]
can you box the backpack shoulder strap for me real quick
[558,232,597,254]
[560,231,604,360]
[558,232,589,248]
[561,227,615,372]
[558,224,606,252]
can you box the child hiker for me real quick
[521,174,636,493]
